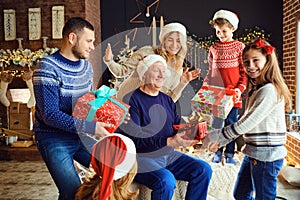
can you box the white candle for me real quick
[125,35,129,49]
[160,16,164,29]
[152,16,156,46]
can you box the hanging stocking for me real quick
[22,70,35,108]
[0,72,13,107]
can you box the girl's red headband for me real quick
[250,38,274,55]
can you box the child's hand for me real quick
[201,129,221,151]
[208,142,220,152]
[234,88,242,102]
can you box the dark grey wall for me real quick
[100,0,282,59]
[99,0,283,89]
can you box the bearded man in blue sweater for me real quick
[32,17,112,200]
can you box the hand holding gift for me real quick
[73,85,130,133]
[95,122,113,137]
[167,133,199,149]
[234,88,242,103]
[202,129,221,152]
[173,122,208,141]
[192,85,237,119]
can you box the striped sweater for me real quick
[208,83,287,162]
[32,51,96,141]
[204,40,247,108]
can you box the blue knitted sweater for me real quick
[32,51,96,141]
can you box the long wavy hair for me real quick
[242,39,292,113]
[75,161,138,200]
[155,31,187,71]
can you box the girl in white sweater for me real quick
[203,38,292,200]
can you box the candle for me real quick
[152,16,156,46]
[125,35,130,49]
[160,16,164,29]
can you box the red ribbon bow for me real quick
[250,38,274,55]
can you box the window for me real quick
[297,19,300,113]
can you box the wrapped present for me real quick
[173,122,208,140]
[191,85,235,119]
[72,85,130,133]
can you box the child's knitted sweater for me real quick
[205,40,247,108]
[32,51,96,140]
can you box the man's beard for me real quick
[72,42,86,59]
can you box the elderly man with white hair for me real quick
[119,54,212,200]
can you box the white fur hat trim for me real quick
[136,54,169,80]
[213,9,239,30]
[159,22,187,43]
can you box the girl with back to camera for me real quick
[75,133,138,200]
[203,38,292,200]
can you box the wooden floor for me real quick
[0,144,43,161]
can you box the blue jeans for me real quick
[134,150,212,200]
[36,134,97,200]
[233,156,283,200]
[212,108,238,157]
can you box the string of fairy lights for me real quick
[187,26,270,51]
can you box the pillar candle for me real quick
[160,16,164,29]
[152,16,156,46]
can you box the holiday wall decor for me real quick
[0,46,58,108]
[3,9,16,41]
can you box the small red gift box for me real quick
[173,122,208,140]
[72,85,130,133]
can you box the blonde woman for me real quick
[104,22,200,102]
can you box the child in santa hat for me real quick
[203,9,247,165]
[75,133,138,200]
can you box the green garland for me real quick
[187,26,271,51]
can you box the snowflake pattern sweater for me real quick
[204,40,247,108]
[32,51,96,141]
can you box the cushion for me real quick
[280,166,300,187]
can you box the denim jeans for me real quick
[134,150,212,200]
[212,108,238,157]
[36,134,97,200]
[233,156,283,200]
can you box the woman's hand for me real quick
[94,122,112,138]
[181,68,200,83]
[104,43,113,63]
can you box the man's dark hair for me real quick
[62,17,94,38]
